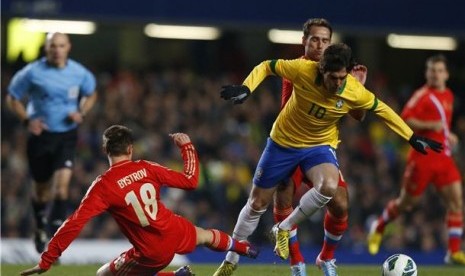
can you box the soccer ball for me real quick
[382,254,417,276]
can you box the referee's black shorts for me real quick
[27,128,78,182]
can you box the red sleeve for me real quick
[39,178,109,270]
[147,142,199,190]
[281,78,293,110]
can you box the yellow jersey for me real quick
[243,59,413,148]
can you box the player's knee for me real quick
[249,195,270,211]
[319,179,338,197]
[327,197,348,218]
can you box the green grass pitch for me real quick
[3,264,464,275]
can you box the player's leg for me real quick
[27,134,54,253]
[49,168,73,235]
[32,180,52,253]
[433,156,464,265]
[274,146,339,260]
[215,138,298,275]
[437,180,465,265]
[368,158,428,255]
[274,174,306,275]
[316,177,349,276]
[97,248,172,276]
[216,185,271,271]
[49,131,77,236]
[196,227,259,258]
[367,183,423,255]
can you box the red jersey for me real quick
[281,55,305,110]
[401,85,454,156]
[39,143,199,270]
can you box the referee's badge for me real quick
[335,99,344,109]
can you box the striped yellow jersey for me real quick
[243,59,413,148]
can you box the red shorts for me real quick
[109,215,197,275]
[291,167,348,191]
[403,151,462,196]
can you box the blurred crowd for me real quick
[2,63,465,254]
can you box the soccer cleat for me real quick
[271,223,290,260]
[212,261,237,276]
[444,251,465,265]
[315,254,338,276]
[290,262,307,276]
[34,229,48,253]
[240,241,260,259]
[367,220,382,255]
[174,265,195,276]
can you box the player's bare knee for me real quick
[327,197,348,218]
[248,198,268,214]
[319,179,338,197]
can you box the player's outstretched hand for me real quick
[409,134,443,154]
[20,264,47,275]
[169,133,191,147]
[350,64,368,85]
[220,85,251,104]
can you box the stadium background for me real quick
[2,0,465,266]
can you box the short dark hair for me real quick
[303,18,333,39]
[319,43,354,73]
[426,54,448,70]
[102,125,134,156]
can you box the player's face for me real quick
[45,33,71,67]
[302,26,331,62]
[322,68,348,94]
[425,61,448,90]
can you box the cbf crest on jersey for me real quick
[335,99,344,109]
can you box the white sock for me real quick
[225,200,266,264]
[280,188,331,230]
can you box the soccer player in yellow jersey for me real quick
[215,18,367,276]
[217,43,443,276]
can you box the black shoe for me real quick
[34,229,48,253]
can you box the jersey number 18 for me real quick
[125,183,158,226]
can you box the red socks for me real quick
[319,212,348,260]
[207,229,249,255]
[376,199,399,233]
[446,211,463,253]
[274,206,305,265]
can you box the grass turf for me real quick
[4,264,465,276]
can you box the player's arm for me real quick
[221,59,301,104]
[68,70,98,123]
[372,99,443,154]
[148,133,199,190]
[36,179,108,272]
[5,94,28,123]
[404,118,443,132]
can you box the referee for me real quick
[6,32,97,253]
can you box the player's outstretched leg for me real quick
[367,199,399,255]
[157,265,196,276]
[205,229,259,259]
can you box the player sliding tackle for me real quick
[20,125,258,276]
[219,43,442,276]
